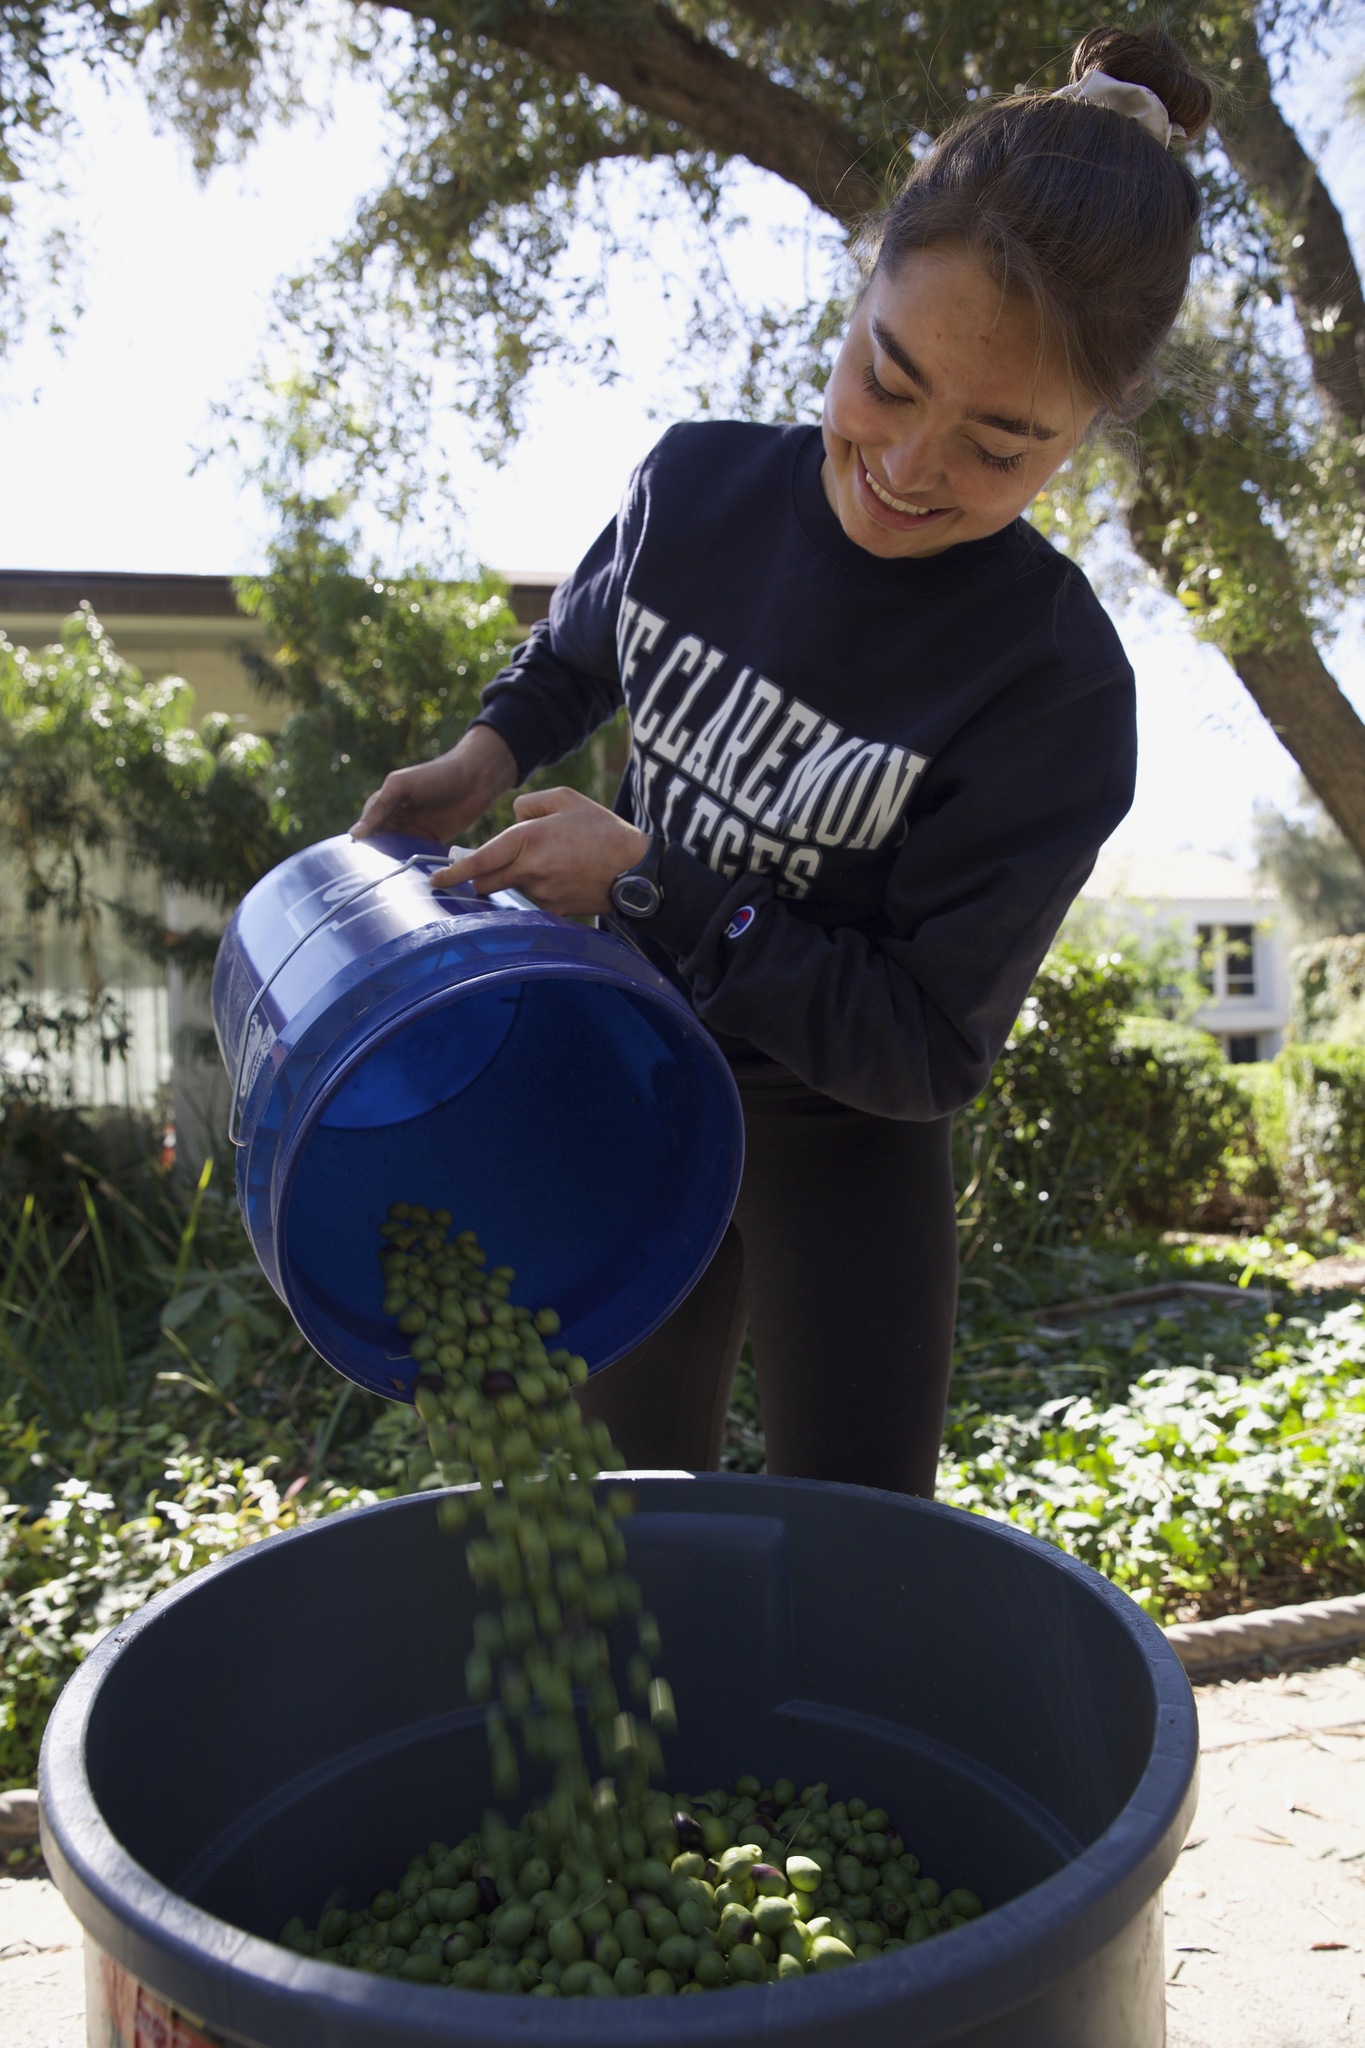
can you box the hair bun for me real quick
[1070,25,1214,141]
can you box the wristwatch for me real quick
[609,836,665,920]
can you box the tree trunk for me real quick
[1125,502,1365,872]
[1225,643,1365,867]
[1216,20,1365,435]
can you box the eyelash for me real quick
[859,362,1027,474]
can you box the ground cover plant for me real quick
[726,1235,1365,1613]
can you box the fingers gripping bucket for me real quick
[210,832,743,1395]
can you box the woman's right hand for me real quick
[350,725,520,847]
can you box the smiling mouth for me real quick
[862,465,949,518]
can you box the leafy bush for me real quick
[939,1303,1365,1619]
[2,521,625,991]
[0,1445,385,1789]
[956,948,1247,1257]
[1110,1016,1251,1224]
[1277,1045,1365,1236]
[1291,934,1365,1045]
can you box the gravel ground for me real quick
[2,1656,1362,2046]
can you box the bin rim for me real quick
[39,1473,1199,2048]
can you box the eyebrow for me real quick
[871,317,1060,443]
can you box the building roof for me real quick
[1082,849,1276,905]
[0,567,563,630]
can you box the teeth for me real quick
[865,468,940,516]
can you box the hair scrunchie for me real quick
[1049,70,1187,148]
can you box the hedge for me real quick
[1277,1044,1365,1236]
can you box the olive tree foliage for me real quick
[4,2,1365,853]
[1254,782,1365,937]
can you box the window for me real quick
[1195,924,1217,994]
[1225,925,1256,996]
[1226,1034,1260,1064]
[1195,924,1257,1000]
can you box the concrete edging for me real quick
[0,1786,39,1846]
[1163,1589,1365,1678]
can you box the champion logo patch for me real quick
[725,906,756,940]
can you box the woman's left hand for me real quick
[430,787,651,918]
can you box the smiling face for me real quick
[821,244,1099,559]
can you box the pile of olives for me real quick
[278,1774,984,1993]
[276,1206,984,1995]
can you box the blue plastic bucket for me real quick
[210,832,743,1398]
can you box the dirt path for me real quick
[1165,1655,1365,2047]
[3,1657,1361,2045]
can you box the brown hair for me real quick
[866,26,1217,419]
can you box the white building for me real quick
[1079,850,1290,1063]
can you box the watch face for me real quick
[611,873,662,918]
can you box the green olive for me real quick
[811,1935,856,1971]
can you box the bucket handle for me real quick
[226,849,484,1147]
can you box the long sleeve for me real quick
[473,481,649,778]
[643,660,1136,1120]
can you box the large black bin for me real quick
[40,1473,1198,2047]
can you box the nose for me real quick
[875,415,947,497]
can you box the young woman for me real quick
[353,27,1215,1498]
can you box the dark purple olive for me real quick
[476,1875,499,1916]
[465,1301,490,1326]
[674,1812,703,1852]
[414,1371,445,1394]
[481,1369,516,1397]
[628,1890,663,1917]
[704,1860,721,1887]
[755,1800,779,1824]
[751,1863,784,1888]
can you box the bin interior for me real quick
[81,1481,1158,1955]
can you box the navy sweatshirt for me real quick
[474,421,1137,1120]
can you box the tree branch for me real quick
[1217,19,1365,436]
[389,0,882,225]
[1125,449,1365,872]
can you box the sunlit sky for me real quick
[2,21,1363,865]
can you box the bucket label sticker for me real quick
[283,869,385,936]
[94,1952,225,2048]
[236,1012,277,1110]
[282,865,425,945]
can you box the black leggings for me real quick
[576,1068,959,1497]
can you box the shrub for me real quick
[956,948,1248,1255]
[1109,1016,1250,1224]
[1291,934,1365,1045]
[1278,1044,1365,1236]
